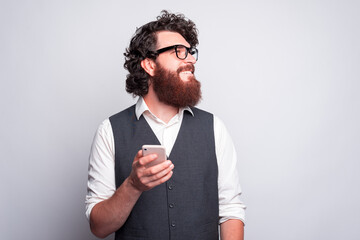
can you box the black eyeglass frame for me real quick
[155,44,198,61]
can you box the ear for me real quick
[141,58,156,77]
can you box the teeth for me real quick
[181,71,192,74]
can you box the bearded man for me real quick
[85,10,246,240]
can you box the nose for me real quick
[185,53,197,64]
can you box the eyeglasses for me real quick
[155,44,198,61]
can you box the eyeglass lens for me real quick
[175,46,198,60]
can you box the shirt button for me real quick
[169,203,175,208]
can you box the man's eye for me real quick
[177,48,186,54]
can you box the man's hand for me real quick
[90,150,173,238]
[128,150,174,192]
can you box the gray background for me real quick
[1,0,359,239]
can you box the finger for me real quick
[138,153,158,166]
[145,160,172,176]
[133,149,157,167]
[146,162,174,182]
[136,162,173,185]
[146,170,173,188]
[133,150,143,163]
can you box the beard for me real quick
[151,64,202,108]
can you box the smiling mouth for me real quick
[180,71,193,75]
[177,64,195,75]
[179,71,194,82]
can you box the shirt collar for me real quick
[135,97,194,120]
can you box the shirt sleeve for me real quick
[85,119,116,221]
[214,115,246,224]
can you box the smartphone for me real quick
[142,145,167,167]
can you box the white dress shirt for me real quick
[85,98,246,224]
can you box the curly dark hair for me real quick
[124,10,199,96]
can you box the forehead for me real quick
[155,31,190,49]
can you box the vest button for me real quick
[168,184,174,190]
[169,203,175,208]
[171,221,176,227]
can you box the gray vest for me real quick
[109,105,219,240]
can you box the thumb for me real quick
[133,150,143,163]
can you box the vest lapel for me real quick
[135,114,161,146]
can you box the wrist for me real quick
[123,177,143,195]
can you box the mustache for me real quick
[177,64,195,74]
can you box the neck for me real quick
[143,87,179,124]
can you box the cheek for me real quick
[159,65,179,74]
[156,57,181,72]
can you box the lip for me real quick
[177,64,195,74]
[180,71,193,75]
[179,71,193,82]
